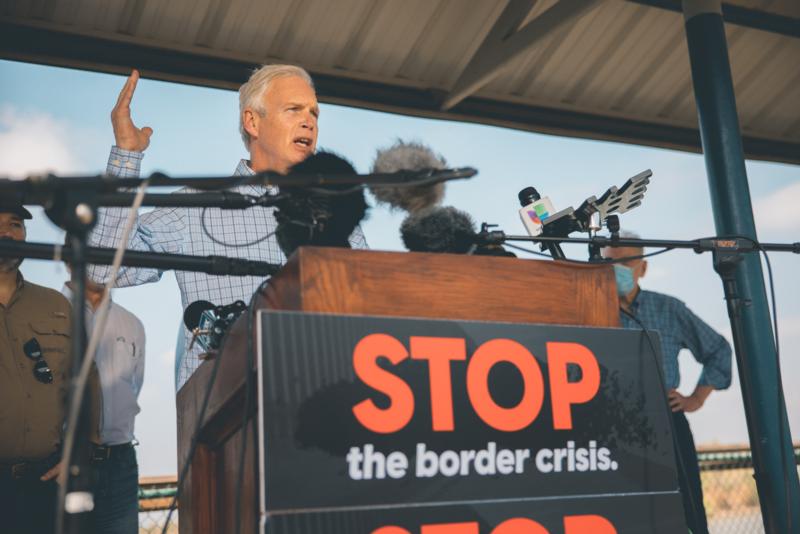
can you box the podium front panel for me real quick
[255,311,686,533]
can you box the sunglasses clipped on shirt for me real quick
[23,337,54,384]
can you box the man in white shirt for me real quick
[62,269,145,534]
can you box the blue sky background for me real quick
[1,59,798,476]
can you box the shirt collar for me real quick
[235,159,256,177]
[234,159,279,196]
[61,283,112,312]
[61,283,74,302]
[629,287,645,312]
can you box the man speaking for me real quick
[88,65,366,389]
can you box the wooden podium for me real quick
[175,248,619,533]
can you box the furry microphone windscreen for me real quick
[369,140,446,213]
[400,206,477,254]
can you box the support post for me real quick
[682,1,800,532]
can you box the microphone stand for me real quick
[0,165,477,534]
[0,241,281,277]
[0,184,285,534]
[0,166,477,202]
[498,234,800,254]
[0,240,279,534]
[492,231,800,526]
[58,188,94,534]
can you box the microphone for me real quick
[517,186,578,259]
[519,170,652,241]
[369,140,446,213]
[515,172,653,261]
[183,300,215,330]
[401,206,476,253]
[183,299,247,352]
[518,187,579,237]
[275,151,369,258]
[517,187,556,237]
[400,206,511,256]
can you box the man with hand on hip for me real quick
[605,232,732,534]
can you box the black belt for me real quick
[91,442,134,462]
[0,457,57,480]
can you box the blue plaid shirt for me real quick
[620,289,732,391]
[88,147,368,389]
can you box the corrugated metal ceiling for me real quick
[0,0,798,163]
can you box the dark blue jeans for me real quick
[672,411,709,534]
[92,444,139,534]
[0,470,57,534]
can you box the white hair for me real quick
[618,230,641,240]
[238,64,314,148]
[602,229,643,257]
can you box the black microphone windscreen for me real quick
[288,150,360,187]
[277,151,368,258]
[184,300,215,330]
[370,140,446,213]
[400,206,476,254]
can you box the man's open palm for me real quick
[111,69,153,152]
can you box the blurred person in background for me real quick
[64,245,145,534]
[605,231,732,534]
[0,205,100,534]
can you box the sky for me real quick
[1,59,798,477]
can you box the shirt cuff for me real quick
[697,368,731,390]
[107,146,144,176]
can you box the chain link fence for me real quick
[700,445,800,534]
[136,446,800,533]
[138,476,178,534]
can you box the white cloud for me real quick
[754,182,800,234]
[0,106,81,179]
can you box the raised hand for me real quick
[111,69,153,152]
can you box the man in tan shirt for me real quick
[0,203,99,534]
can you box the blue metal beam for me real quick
[634,0,800,38]
[682,1,800,533]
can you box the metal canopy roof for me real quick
[1,0,798,164]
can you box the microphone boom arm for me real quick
[0,167,478,208]
[495,233,800,255]
[0,240,281,277]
